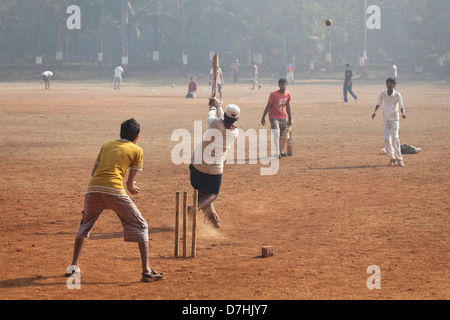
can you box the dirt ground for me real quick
[0,77,448,301]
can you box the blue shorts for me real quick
[189,164,222,195]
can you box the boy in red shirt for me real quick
[186,76,197,98]
[261,78,293,158]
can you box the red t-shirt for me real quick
[268,90,291,119]
[188,81,197,93]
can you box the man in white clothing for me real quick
[391,62,398,80]
[372,77,406,167]
[114,64,124,90]
[189,97,240,228]
[42,71,53,89]
[209,67,224,102]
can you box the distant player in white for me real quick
[372,77,406,167]
[209,67,224,102]
[114,64,124,90]
[42,71,53,89]
[391,61,397,80]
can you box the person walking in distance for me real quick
[343,64,358,103]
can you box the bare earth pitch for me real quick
[0,80,448,300]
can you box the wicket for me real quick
[174,190,198,258]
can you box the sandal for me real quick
[65,265,81,277]
[141,269,165,282]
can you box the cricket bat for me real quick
[287,127,293,156]
[211,54,219,98]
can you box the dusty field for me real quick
[0,77,448,302]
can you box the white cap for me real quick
[225,104,240,119]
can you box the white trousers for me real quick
[383,120,403,161]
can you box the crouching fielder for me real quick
[372,77,406,167]
[189,98,240,228]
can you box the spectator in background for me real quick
[186,76,198,98]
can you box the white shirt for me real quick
[392,64,397,78]
[192,106,238,175]
[210,67,223,85]
[377,89,404,122]
[114,66,124,78]
[42,71,53,77]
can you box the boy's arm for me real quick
[207,105,221,126]
[401,108,406,118]
[372,92,383,119]
[347,71,354,85]
[398,94,406,119]
[286,103,293,126]
[372,105,380,119]
[261,103,271,125]
[126,169,140,195]
[348,76,353,85]
[91,163,99,177]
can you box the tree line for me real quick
[0,0,449,75]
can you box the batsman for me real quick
[189,55,240,228]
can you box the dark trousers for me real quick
[343,83,357,102]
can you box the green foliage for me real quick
[0,0,448,72]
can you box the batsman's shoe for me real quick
[388,159,397,166]
[205,211,221,228]
[141,270,165,282]
[397,160,405,167]
[65,265,81,277]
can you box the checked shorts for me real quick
[76,192,149,242]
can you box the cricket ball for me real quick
[326,19,332,26]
